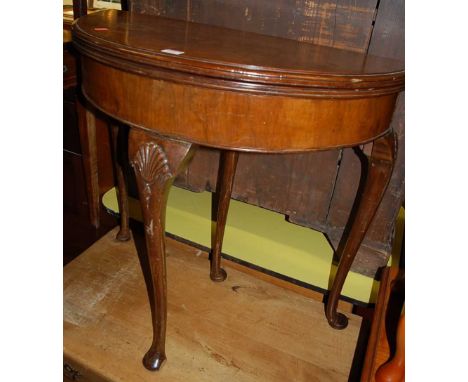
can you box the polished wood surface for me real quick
[129,128,197,369]
[64,228,362,381]
[73,10,403,152]
[210,151,239,282]
[362,267,405,381]
[82,58,398,151]
[375,312,405,382]
[326,132,396,329]
[72,9,403,370]
[73,11,403,84]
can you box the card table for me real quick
[72,9,404,370]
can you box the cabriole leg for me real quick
[210,151,239,282]
[129,128,196,370]
[326,132,397,329]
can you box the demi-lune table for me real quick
[72,9,404,371]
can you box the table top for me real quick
[73,10,404,152]
[73,10,404,94]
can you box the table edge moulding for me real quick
[72,9,404,371]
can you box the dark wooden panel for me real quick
[63,150,118,265]
[175,147,219,192]
[64,88,81,154]
[63,46,77,89]
[130,0,378,52]
[130,0,189,20]
[64,150,87,217]
[175,149,340,230]
[368,0,405,60]
[189,0,378,52]
[232,152,339,230]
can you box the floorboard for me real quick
[64,228,362,382]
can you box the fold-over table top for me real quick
[73,10,404,92]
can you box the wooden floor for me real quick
[64,227,362,382]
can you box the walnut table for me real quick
[72,9,404,371]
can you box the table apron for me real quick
[81,56,397,153]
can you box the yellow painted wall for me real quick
[103,186,404,303]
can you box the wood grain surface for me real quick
[73,12,402,153]
[80,55,399,152]
[73,10,403,90]
[130,0,379,53]
[64,228,362,381]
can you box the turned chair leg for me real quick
[375,312,405,382]
[210,151,239,282]
[326,132,397,329]
[129,128,196,371]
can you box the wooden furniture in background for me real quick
[72,10,403,370]
[375,312,405,382]
[64,4,117,262]
[65,3,116,230]
[210,151,239,282]
[361,234,405,381]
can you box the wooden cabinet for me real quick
[63,6,116,263]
